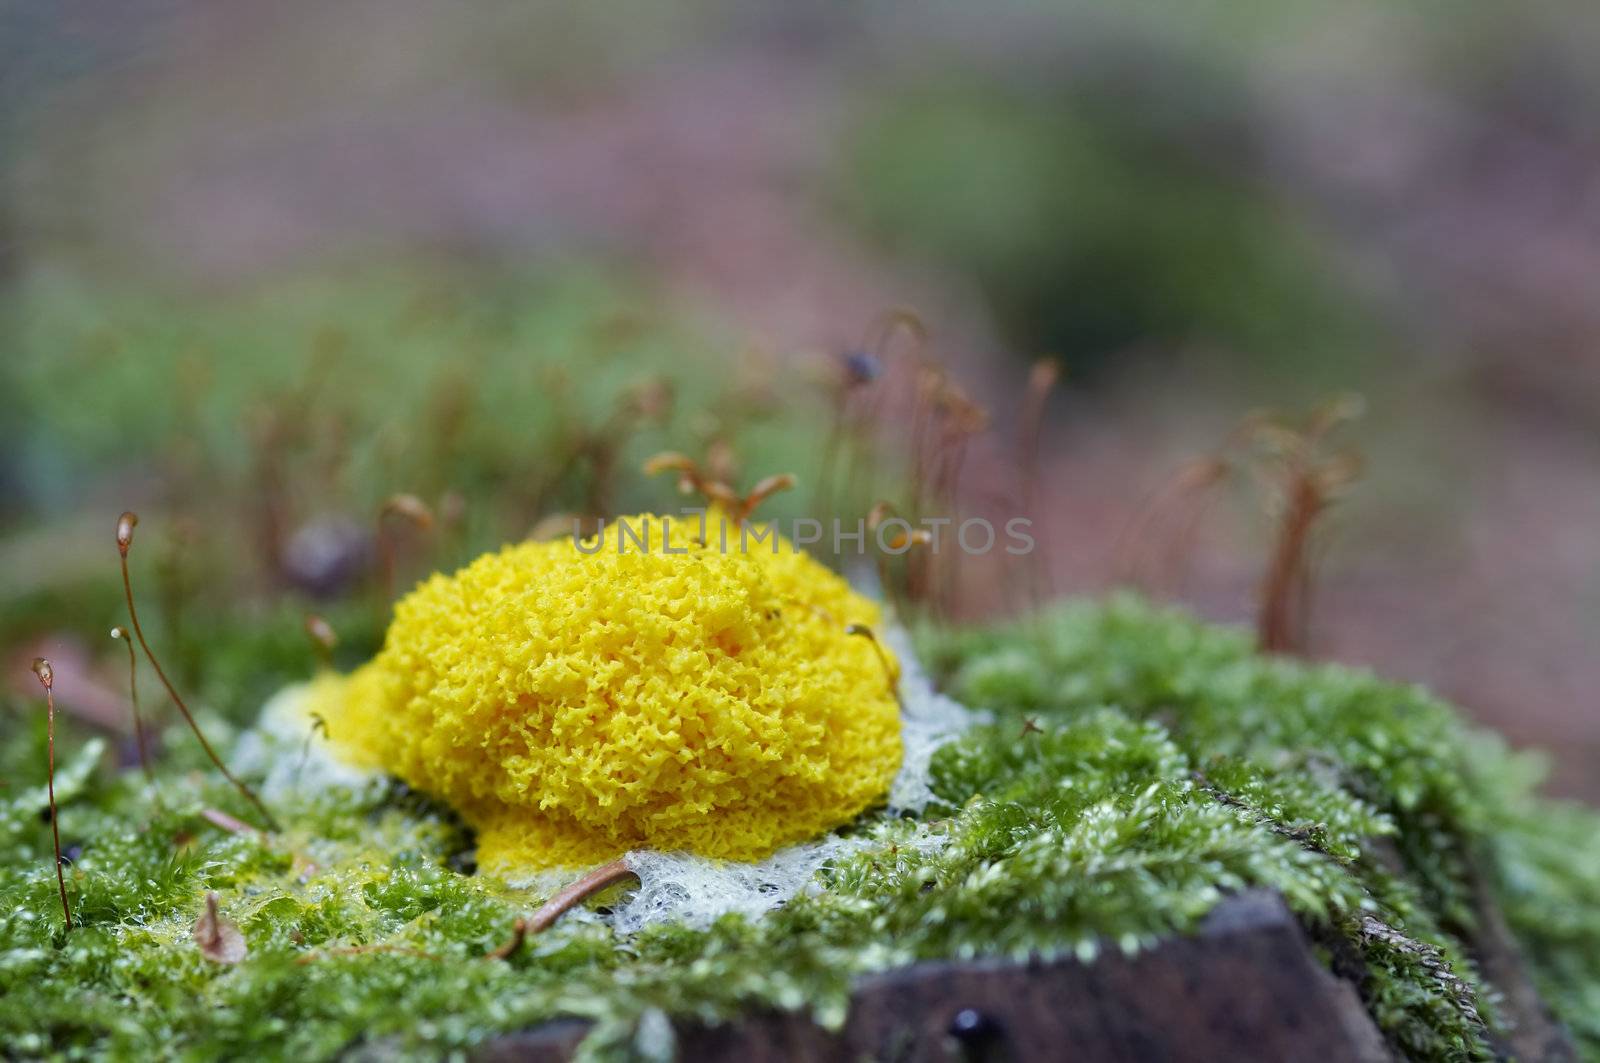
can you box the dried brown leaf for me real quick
[193,893,247,964]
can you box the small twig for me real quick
[31,658,72,931]
[529,859,639,933]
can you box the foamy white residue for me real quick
[614,840,860,933]
[882,624,985,813]
[232,682,382,805]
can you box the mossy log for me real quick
[481,889,1574,1062]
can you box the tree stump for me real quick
[477,890,1396,1062]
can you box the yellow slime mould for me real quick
[312,513,901,872]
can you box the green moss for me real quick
[2,596,1596,1060]
[1488,789,1600,1050]
[924,595,1600,1060]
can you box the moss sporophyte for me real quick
[306,511,903,872]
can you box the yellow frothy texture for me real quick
[313,513,901,872]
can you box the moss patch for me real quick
[2,596,1597,1060]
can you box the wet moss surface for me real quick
[2,597,1597,1060]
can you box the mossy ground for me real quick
[3,596,1596,1060]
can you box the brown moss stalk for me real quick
[1248,397,1363,655]
[643,453,796,525]
[117,512,280,832]
[845,622,901,709]
[200,807,261,837]
[486,917,529,960]
[866,501,931,618]
[1115,394,1362,654]
[109,626,155,783]
[814,311,916,517]
[304,613,338,672]
[30,658,71,930]
[529,858,639,933]
[1018,358,1061,520]
[376,494,435,609]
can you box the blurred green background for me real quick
[3,0,1598,797]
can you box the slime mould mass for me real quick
[309,512,903,872]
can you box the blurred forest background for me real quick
[2,1,1598,798]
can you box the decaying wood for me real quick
[478,891,1394,1062]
